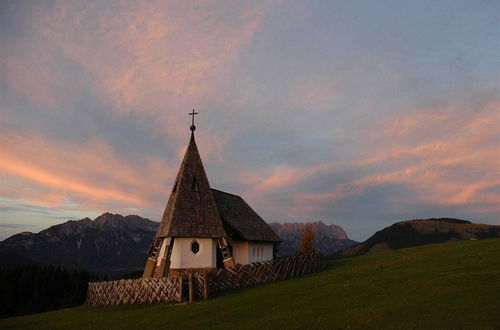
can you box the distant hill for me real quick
[269,221,358,256]
[0,213,158,278]
[338,218,500,257]
[0,214,354,277]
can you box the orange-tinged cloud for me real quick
[0,130,176,213]
[0,1,497,226]
[254,167,305,190]
[1,156,144,206]
[236,99,500,217]
[0,1,274,173]
[0,0,275,218]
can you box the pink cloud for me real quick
[0,130,177,213]
[1,1,497,225]
[0,2,282,217]
[375,106,454,138]
[290,78,338,108]
[233,99,500,218]
[27,1,271,140]
[0,39,81,112]
[1,1,275,170]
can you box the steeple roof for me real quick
[155,132,226,238]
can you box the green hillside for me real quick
[2,239,499,329]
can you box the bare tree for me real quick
[298,223,316,255]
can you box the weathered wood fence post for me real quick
[178,275,183,302]
[188,273,194,303]
[203,273,209,301]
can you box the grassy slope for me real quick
[2,239,499,329]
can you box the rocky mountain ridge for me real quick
[0,213,354,277]
[269,221,358,256]
[0,213,158,278]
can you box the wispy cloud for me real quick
[28,1,271,139]
[0,1,498,240]
[234,99,500,220]
[0,129,176,214]
[0,224,34,229]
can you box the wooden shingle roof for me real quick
[155,130,280,243]
[211,189,282,242]
[155,132,226,238]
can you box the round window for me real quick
[191,241,200,254]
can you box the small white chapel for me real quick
[143,111,281,277]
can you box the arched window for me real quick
[191,240,200,254]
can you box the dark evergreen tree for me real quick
[0,264,98,318]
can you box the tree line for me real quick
[0,264,98,318]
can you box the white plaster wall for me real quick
[231,241,249,265]
[170,237,217,269]
[248,242,274,263]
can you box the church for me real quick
[143,112,281,278]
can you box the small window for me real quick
[191,241,200,254]
[191,177,199,193]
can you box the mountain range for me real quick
[0,213,355,277]
[0,213,157,278]
[337,218,500,257]
[269,221,358,256]
[2,214,497,277]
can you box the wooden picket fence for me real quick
[86,276,183,307]
[193,251,324,299]
[86,252,324,307]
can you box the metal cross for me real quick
[189,109,198,126]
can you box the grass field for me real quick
[1,239,499,329]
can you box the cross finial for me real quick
[189,109,198,131]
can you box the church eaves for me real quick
[155,132,226,238]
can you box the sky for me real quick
[0,0,499,241]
